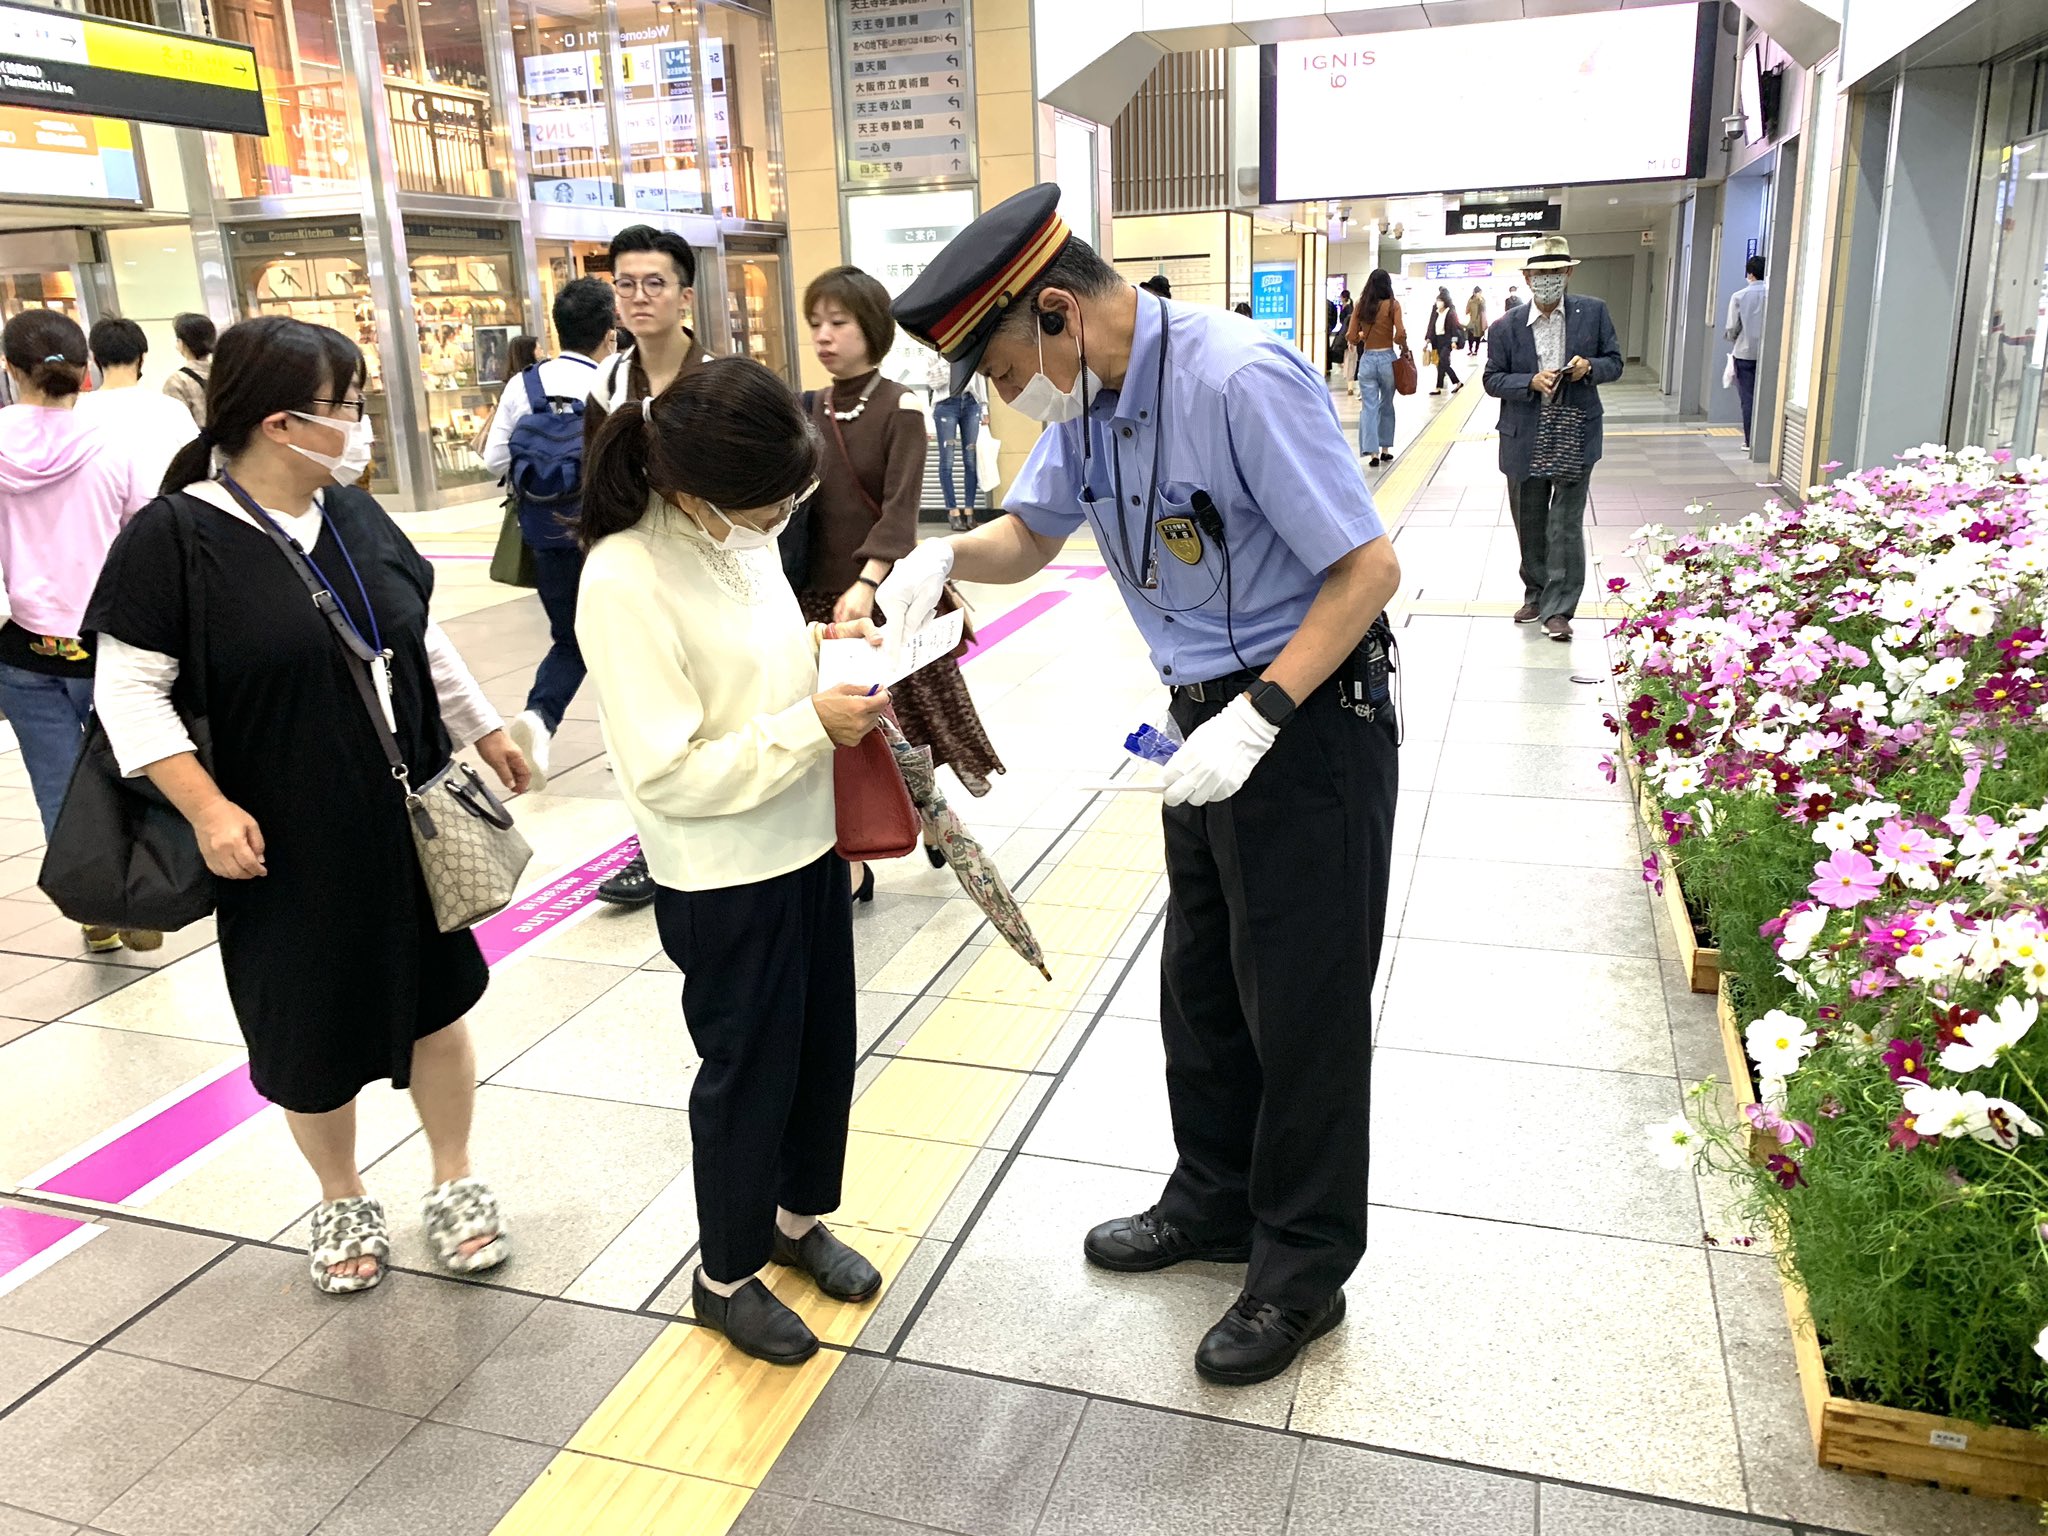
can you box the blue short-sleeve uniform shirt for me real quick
[1004,295,1386,682]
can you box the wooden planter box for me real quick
[1624,757,1721,992]
[1714,979,2048,1501]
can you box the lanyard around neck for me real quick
[217,473,384,660]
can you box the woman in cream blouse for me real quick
[576,357,891,1365]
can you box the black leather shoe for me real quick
[596,852,655,908]
[1083,1207,1252,1273]
[1195,1290,1347,1385]
[692,1273,819,1365]
[770,1221,882,1302]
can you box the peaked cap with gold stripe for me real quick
[892,182,1070,396]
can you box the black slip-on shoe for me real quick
[1083,1207,1253,1273]
[596,852,655,907]
[1195,1289,1347,1385]
[692,1273,819,1365]
[771,1221,882,1302]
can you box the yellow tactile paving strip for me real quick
[492,773,1168,1534]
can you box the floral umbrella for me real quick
[878,717,1050,980]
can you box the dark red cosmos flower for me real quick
[1882,1037,1930,1083]
[1603,712,1622,737]
[1765,1153,1807,1190]
[1930,1004,1979,1049]
[1625,695,1660,737]
[1764,758,1800,794]
[1975,673,2019,712]
[1799,792,1835,822]
[1666,723,1696,751]
[2000,625,2044,662]
[1888,1112,1928,1151]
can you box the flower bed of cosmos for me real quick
[1611,447,2048,1499]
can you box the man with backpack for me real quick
[483,276,617,790]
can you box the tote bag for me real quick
[1392,347,1419,396]
[40,499,217,932]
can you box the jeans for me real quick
[0,664,94,839]
[1356,348,1396,454]
[525,546,587,733]
[1512,475,1593,621]
[932,393,982,509]
[1732,357,1758,447]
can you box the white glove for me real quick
[875,537,955,641]
[1160,694,1281,807]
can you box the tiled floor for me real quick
[0,370,2027,1535]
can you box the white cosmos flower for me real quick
[1778,905,1828,962]
[1878,582,1928,623]
[1830,681,1888,719]
[1644,1115,1702,1170]
[1814,811,1863,852]
[1900,1083,1984,1139]
[1919,660,1968,696]
[1946,591,1997,637]
[1939,995,2038,1074]
[2034,1324,2048,1365]
[1661,763,1704,797]
[1746,1011,1818,1079]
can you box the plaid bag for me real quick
[1531,388,1589,480]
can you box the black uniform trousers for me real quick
[1155,677,1399,1312]
[653,851,857,1283]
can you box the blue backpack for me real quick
[506,366,587,545]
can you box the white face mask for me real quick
[1528,272,1569,306]
[1010,325,1100,425]
[287,411,375,485]
[702,503,788,550]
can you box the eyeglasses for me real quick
[612,276,673,297]
[309,396,369,421]
[707,478,820,528]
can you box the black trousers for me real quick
[1432,339,1461,389]
[524,546,587,733]
[653,851,857,1283]
[1156,680,1399,1310]
[1732,357,1757,447]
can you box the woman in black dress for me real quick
[85,317,530,1295]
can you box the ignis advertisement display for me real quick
[1260,4,1714,203]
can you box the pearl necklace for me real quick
[830,373,882,422]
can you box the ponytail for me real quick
[2,310,87,399]
[162,429,215,496]
[579,402,656,549]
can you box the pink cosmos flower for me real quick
[1851,968,1900,999]
[1765,1153,1808,1190]
[1874,820,1941,869]
[1742,1102,1817,1148]
[1641,857,1665,896]
[1810,848,1883,908]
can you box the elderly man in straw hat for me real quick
[1482,234,1623,644]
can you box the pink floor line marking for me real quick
[958,591,1069,666]
[472,836,642,965]
[0,1205,89,1284]
[12,835,643,1242]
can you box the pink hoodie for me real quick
[0,404,154,639]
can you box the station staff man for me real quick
[879,185,1401,1387]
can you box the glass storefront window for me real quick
[407,221,524,490]
[616,1,708,217]
[1964,46,2048,457]
[537,238,616,351]
[724,240,788,379]
[210,0,358,198]
[378,0,506,198]
[514,0,617,208]
[228,220,394,493]
[704,4,781,222]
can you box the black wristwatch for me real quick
[1244,679,1296,729]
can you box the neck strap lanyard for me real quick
[1105,293,1173,591]
[218,473,401,742]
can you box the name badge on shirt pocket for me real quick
[1155,515,1203,566]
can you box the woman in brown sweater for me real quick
[798,267,1004,898]
[1345,268,1407,466]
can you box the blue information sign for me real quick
[1251,262,1297,343]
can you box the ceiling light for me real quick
[1608,197,1620,205]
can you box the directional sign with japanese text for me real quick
[834,0,976,189]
